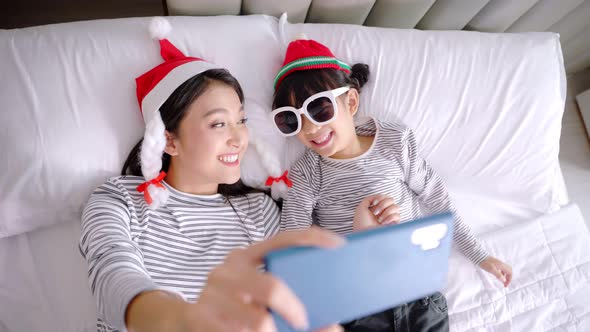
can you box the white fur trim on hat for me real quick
[140,113,169,209]
[269,182,289,201]
[146,181,170,209]
[248,133,291,200]
[141,60,218,124]
[150,17,172,40]
[295,32,308,41]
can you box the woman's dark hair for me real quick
[272,63,370,109]
[122,68,258,199]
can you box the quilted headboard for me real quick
[166,0,590,73]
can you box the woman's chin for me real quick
[220,173,242,185]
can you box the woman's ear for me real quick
[347,88,360,116]
[164,130,179,156]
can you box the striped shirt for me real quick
[281,118,488,265]
[79,176,280,332]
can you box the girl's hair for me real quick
[122,68,258,199]
[272,63,370,109]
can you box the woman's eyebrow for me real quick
[203,108,228,117]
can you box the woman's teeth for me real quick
[219,154,238,163]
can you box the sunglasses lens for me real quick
[307,97,335,123]
[274,110,299,135]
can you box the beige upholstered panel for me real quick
[549,0,590,72]
[506,0,585,32]
[167,0,241,15]
[306,0,376,25]
[364,0,436,28]
[416,0,489,30]
[563,26,590,72]
[465,0,540,32]
[165,0,590,73]
[242,0,311,23]
[549,0,590,44]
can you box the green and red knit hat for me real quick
[273,38,351,91]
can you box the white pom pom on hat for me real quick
[149,16,172,40]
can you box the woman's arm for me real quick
[80,181,162,330]
[126,228,346,332]
[126,290,189,332]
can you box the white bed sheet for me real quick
[0,221,96,332]
[2,203,589,332]
[445,203,590,331]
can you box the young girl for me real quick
[79,19,344,332]
[271,38,513,331]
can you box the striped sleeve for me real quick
[280,157,317,231]
[256,193,281,239]
[401,128,489,265]
[79,180,161,330]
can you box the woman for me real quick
[80,18,347,332]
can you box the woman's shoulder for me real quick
[93,175,144,194]
[240,191,276,205]
[86,175,147,208]
[229,192,278,215]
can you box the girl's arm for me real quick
[400,128,489,265]
[280,165,316,231]
[254,193,281,239]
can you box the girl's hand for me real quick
[353,194,401,232]
[479,256,513,288]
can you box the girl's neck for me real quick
[164,162,218,195]
[330,134,374,159]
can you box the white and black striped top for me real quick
[79,176,280,332]
[281,118,488,265]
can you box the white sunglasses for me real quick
[270,86,350,136]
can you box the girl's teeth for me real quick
[315,133,330,144]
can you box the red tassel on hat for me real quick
[265,170,293,188]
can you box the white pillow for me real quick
[0,16,283,238]
[0,14,568,238]
[248,16,568,233]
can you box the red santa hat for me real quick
[135,17,217,208]
[256,34,351,199]
[273,35,351,91]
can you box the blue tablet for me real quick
[265,212,454,332]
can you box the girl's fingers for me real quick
[369,198,399,217]
[380,212,401,225]
[374,204,400,223]
[366,194,388,208]
[502,264,513,287]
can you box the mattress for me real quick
[0,14,578,332]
